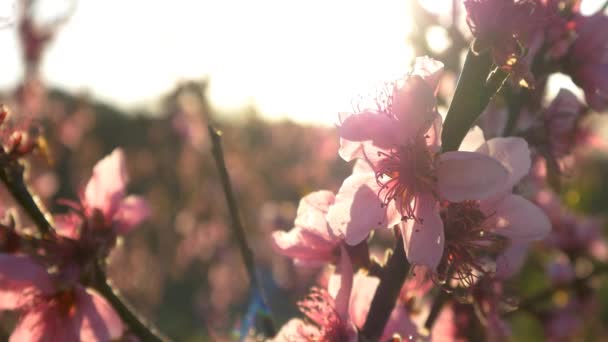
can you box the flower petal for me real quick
[293,190,335,240]
[402,194,444,270]
[0,255,54,310]
[392,76,439,138]
[437,151,509,202]
[271,227,336,264]
[475,137,531,193]
[333,246,354,321]
[495,244,529,279]
[327,171,400,245]
[412,56,444,92]
[113,196,151,234]
[84,149,128,217]
[10,305,80,342]
[76,288,123,342]
[338,111,400,164]
[459,126,486,152]
[485,194,551,243]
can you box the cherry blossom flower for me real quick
[55,148,150,242]
[436,131,550,281]
[272,249,422,341]
[0,254,122,341]
[327,57,509,270]
[271,191,341,267]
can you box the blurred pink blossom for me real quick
[55,148,151,241]
[0,254,122,341]
[566,13,608,112]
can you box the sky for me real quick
[0,0,605,125]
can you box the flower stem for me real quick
[208,125,276,337]
[92,265,170,342]
[424,290,449,330]
[441,50,508,152]
[0,158,53,237]
[360,231,410,340]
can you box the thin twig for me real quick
[360,231,410,340]
[0,159,53,237]
[207,125,276,337]
[92,264,169,342]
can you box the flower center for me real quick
[375,137,437,221]
[437,201,507,288]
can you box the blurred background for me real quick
[0,0,608,340]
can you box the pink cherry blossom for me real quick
[565,13,608,112]
[436,133,550,282]
[55,148,150,240]
[271,190,341,267]
[327,57,509,270]
[0,254,123,341]
[272,248,421,341]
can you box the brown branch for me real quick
[208,125,276,337]
[0,158,53,237]
[360,232,410,340]
[92,264,169,342]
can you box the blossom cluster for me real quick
[270,1,608,340]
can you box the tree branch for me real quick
[360,232,410,340]
[0,158,53,237]
[92,264,169,342]
[208,125,276,337]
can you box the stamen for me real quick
[374,138,436,222]
[437,201,508,289]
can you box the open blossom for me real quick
[271,191,341,267]
[272,249,421,341]
[437,131,550,281]
[0,254,122,341]
[327,57,509,270]
[564,13,608,112]
[55,148,150,244]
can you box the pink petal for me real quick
[426,112,443,149]
[475,137,531,194]
[76,288,123,341]
[338,111,400,164]
[10,306,80,342]
[392,76,439,139]
[84,148,128,217]
[412,56,444,92]
[347,273,379,328]
[113,195,151,234]
[484,194,551,243]
[459,126,486,152]
[293,190,335,241]
[0,255,54,310]
[402,193,444,270]
[437,151,509,202]
[495,244,529,279]
[333,246,354,321]
[326,171,400,245]
[271,227,335,264]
